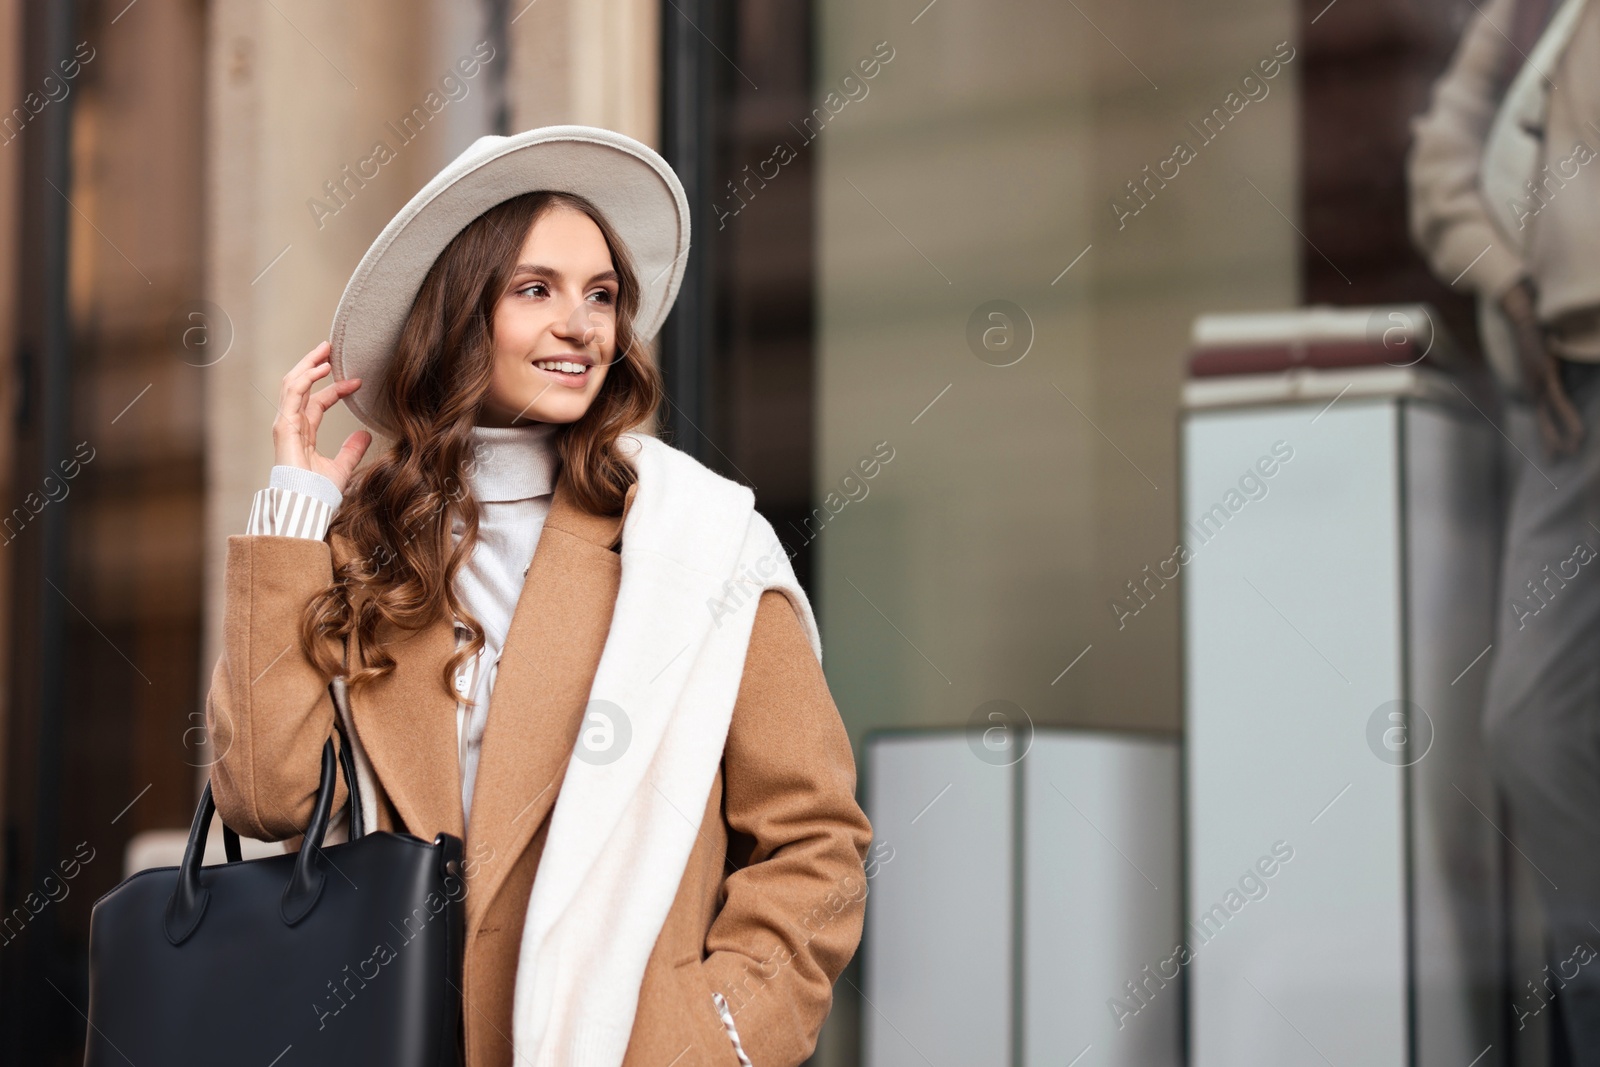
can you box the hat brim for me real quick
[329,125,690,436]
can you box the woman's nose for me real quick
[557,301,605,347]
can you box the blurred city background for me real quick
[0,0,1573,1064]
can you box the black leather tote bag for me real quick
[82,717,465,1066]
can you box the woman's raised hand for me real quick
[273,342,372,493]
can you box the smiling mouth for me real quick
[532,358,591,384]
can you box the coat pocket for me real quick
[674,956,744,1067]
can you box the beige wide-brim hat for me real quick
[329,124,690,436]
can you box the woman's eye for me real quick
[518,282,548,298]
[588,289,615,305]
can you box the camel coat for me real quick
[204,474,873,1067]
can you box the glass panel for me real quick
[815,0,1299,742]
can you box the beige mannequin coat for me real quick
[204,475,873,1067]
[1409,0,1600,382]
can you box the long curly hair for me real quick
[300,191,662,699]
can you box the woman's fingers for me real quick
[329,430,373,485]
[277,344,333,424]
[307,376,361,413]
[274,342,345,469]
[303,377,362,439]
[281,363,333,420]
[292,340,332,371]
[279,342,331,395]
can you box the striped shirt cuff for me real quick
[246,487,335,540]
[712,992,754,1067]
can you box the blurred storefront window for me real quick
[813,0,1299,743]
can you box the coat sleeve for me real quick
[204,533,350,841]
[1406,0,1528,301]
[700,590,874,1067]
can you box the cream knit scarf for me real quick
[512,432,816,1063]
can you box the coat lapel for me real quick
[461,474,628,930]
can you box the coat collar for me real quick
[341,469,634,928]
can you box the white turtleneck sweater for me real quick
[244,425,755,1065]
[245,422,560,824]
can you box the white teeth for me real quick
[535,360,586,374]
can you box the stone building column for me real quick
[202,0,497,713]
[508,0,659,147]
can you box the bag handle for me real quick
[336,718,365,840]
[279,740,339,925]
[328,678,365,842]
[166,722,361,945]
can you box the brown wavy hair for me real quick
[300,191,662,699]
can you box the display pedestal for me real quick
[862,729,1181,1067]
[1183,379,1504,1067]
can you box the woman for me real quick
[205,126,872,1067]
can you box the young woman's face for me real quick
[479,205,620,426]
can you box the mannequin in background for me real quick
[1410,0,1600,1058]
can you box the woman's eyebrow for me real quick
[512,264,619,285]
